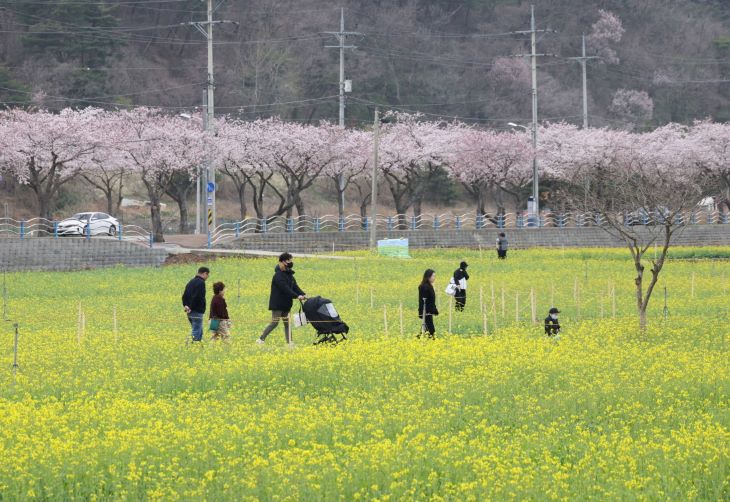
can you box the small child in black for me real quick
[544,307,561,336]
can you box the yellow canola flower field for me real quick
[0,248,727,500]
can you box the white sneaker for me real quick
[256,338,265,345]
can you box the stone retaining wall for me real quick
[0,239,168,272]
[220,225,730,253]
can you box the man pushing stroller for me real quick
[257,252,306,347]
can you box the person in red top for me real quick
[210,282,231,341]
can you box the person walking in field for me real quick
[497,232,508,259]
[545,307,561,337]
[258,252,306,347]
[210,281,231,341]
[452,261,469,312]
[182,266,209,343]
[418,269,439,339]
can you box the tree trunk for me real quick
[149,198,164,243]
[114,176,124,217]
[176,198,189,234]
[106,191,114,216]
[237,183,247,220]
[476,188,486,217]
[634,256,646,331]
[334,177,345,221]
[37,193,52,221]
[495,187,506,216]
[295,194,305,218]
[413,198,423,219]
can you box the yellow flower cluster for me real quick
[0,248,727,500]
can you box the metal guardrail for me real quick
[208,210,730,247]
[0,218,153,248]
[5,210,724,250]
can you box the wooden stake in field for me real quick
[479,287,484,314]
[530,288,537,324]
[501,287,505,317]
[490,281,495,307]
[399,302,404,336]
[12,323,19,383]
[113,306,118,344]
[448,295,453,333]
[355,262,360,305]
[2,267,7,321]
[612,284,617,318]
[77,301,82,347]
[492,300,498,331]
[483,311,488,336]
[383,304,389,336]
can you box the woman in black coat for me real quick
[418,269,438,339]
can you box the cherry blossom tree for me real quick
[0,108,102,220]
[82,110,129,217]
[326,128,370,221]
[378,112,448,227]
[217,117,273,221]
[446,126,532,216]
[609,89,654,130]
[265,119,339,218]
[686,121,730,210]
[115,108,209,242]
[541,123,708,329]
[588,10,625,65]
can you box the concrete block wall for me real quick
[221,225,730,253]
[0,239,168,272]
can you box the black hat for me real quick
[549,307,560,314]
[460,261,468,269]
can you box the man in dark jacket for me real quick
[182,266,210,342]
[258,252,306,346]
[544,307,561,337]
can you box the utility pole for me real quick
[530,4,538,214]
[325,8,361,217]
[514,5,555,217]
[369,109,380,250]
[183,0,237,234]
[569,34,600,129]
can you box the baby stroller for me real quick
[302,296,349,344]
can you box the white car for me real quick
[57,212,119,237]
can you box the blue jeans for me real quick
[188,312,204,342]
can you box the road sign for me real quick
[207,182,216,193]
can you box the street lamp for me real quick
[508,121,540,222]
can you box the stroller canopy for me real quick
[302,296,349,335]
